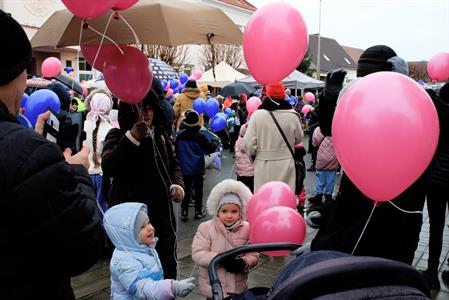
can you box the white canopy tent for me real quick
[236,70,325,90]
[197,61,247,88]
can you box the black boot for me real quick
[307,194,322,213]
[324,194,333,203]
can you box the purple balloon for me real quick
[193,98,206,114]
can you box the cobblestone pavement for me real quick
[72,138,449,300]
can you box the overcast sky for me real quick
[249,0,449,61]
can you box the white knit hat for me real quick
[207,179,252,220]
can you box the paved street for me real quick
[72,136,449,300]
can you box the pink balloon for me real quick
[246,96,262,115]
[247,181,296,224]
[243,3,308,84]
[103,46,152,104]
[81,44,123,72]
[188,75,196,81]
[41,57,61,78]
[304,92,315,102]
[333,72,439,202]
[112,0,139,10]
[62,0,118,19]
[193,70,203,80]
[167,89,174,97]
[250,206,306,256]
[427,52,449,82]
[82,86,88,96]
[301,104,313,115]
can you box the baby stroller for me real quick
[208,243,431,300]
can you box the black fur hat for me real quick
[0,10,32,85]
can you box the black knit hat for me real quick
[440,82,449,104]
[356,45,397,78]
[183,109,199,127]
[0,10,32,85]
[185,79,197,89]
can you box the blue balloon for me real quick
[170,79,179,90]
[210,114,227,132]
[172,88,179,94]
[21,93,29,108]
[193,98,206,114]
[24,89,60,127]
[179,73,188,84]
[216,112,227,120]
[64,66,73,74]
[224,108,232,115]
[16,114,32,128]
[161,79,168,89]
[228,110,235,117]
[205,98,219,117]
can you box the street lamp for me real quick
[316,0,322,80]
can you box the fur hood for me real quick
[206,179,252,220]
[182,87,201,100]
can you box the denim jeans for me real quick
[315,170,337,195]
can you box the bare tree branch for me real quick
[140,45,189,66]
[199,45,245,70]
[408,61,430,82]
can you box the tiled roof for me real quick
[308,34,357,72]
[218,0,257,12]
[342,46,364,64]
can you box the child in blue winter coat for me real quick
[176,110,219,221]
[103,202,195,299]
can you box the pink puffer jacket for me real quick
[191,218,258,298]
[235,136,254,177]
[312,127,340,171]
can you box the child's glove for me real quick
[221,257,247,273]
[172,277,195,297]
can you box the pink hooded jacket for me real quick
[191,179,258,298]
[235,125,255,177]
[312,126,340,171]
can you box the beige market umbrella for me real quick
[31,0,242,48]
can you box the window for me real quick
[79,57,92,71]
[344,57,351,65]
[322,54,330,61]
[66,60,72,67]
[78,57,93,81]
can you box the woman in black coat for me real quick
[102,90,184,279]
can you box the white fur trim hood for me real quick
[206,179,252,220]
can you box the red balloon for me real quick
[112,0,139,10]
[247,181,296,223]
[103,46,152,104]
[249,206,306,256]
[81,44,123,72]
[62,0,118,19]
[427,52,449,82]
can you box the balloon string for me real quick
[388,201,423,214]
[75,20,84,93]
[351,202,376,255]
[90,12,115,78]
[87,25,124,55]
[116,12,141,45]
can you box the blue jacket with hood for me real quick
[103,202,174,300]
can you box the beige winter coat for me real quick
[173,87,204,129]
[245,109,303,191]
[191,218,258,298]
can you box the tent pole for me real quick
[207,33,217,81]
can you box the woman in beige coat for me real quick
[191,179,259,298]
[245,82,303,192]
[173,79,204,129]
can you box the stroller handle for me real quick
[208,243,301,300]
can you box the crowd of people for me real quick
[2,9,449,299]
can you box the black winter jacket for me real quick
[0,101,104,299]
